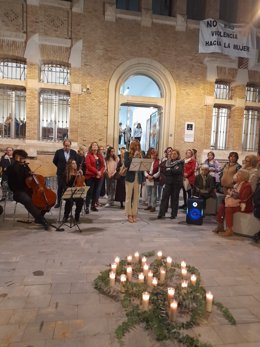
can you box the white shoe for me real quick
[105,203,110,207]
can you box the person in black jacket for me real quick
[6,149,49,230]
[0,147,14,201]
[53,139,78,208]
[158,149,184,219]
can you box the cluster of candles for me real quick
[109,251,214,318]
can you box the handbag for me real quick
[183,178,191,191]
[225,196,240,207]
[119,164,127,177]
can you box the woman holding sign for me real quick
[124,140,144,223]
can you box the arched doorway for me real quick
[107,58,176,155]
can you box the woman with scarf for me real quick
[180,149,196,209]
[158,149,184,219]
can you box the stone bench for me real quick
[233,212,260,237]
[204,194,224,215]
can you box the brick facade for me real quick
[0,0,259,175]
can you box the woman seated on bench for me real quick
[219,169,253,237]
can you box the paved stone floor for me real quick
[0,200,259,347]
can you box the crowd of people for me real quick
[0,140,259,237]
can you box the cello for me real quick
[25,168,57,212]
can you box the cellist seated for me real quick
[62,159,85,223]
[6,149,49,230]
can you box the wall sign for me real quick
[184,122,195,142]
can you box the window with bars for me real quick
[186,0,206,20]
[116,0,140,11]
[40,90,70,142]
[40,64,70,85]
[215,81,231,100]
[242,109,259,151]
[0,88,26,139]
[246,85,260,103]
[219,0,237,23]
[211,107,229,150]
[152,0,174,16]
[0,59,27,80]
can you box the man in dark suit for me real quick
[53,139,78,208]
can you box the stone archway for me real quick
[107,57,176,155]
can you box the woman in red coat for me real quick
[180,149,196,208]
[85,142,105,214]
[221,169,253,237]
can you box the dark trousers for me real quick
[182,187,192,206]
[13,191,43,221]
[57,174,66,204]
[86,177,100,208]
[159,183,182,217]
[64,198,84,219]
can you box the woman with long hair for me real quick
[62,159,85,222]
[85,142,105,214]
[115,147,126,209]
[124,140,143,223]
[105,146,119,207]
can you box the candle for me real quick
[181,268,187,278]
[114,256,120,265]
[181,280,188,292]
[206,291,213,312]
[111,263,117,272]
[166,256,172,269]
[152,277,158,287]
[134,252,140,262]
[120,274,126,292]
[181,261,186,269]
[167,287,175,302]
[109,271,115,286]
[159,267,166,284]
[138,272,144,283]
[147,270,153,286]
[143,263,149,278]
[141,256,147,266]
[169,300,178,321]
[142,292,150,310]
[157,250,163,260]
[191,274,197,285]
[126,266,132,281]
[127,255,133,263]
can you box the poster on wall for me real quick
[184,122,195,142]
[149,111,160,150]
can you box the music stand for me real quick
[56,186,89,232]
[129,158,153,171]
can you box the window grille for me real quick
[40,90,70,142]
[211,107,229,150]
[152,0,173,16]
[246,85,260,102]
[0,88,26,139]
[0,59,27,80]
[214,81,231,100]
[116,0,140,11]
[40,64,70,85]
[186,0,206,20]
[242,109,259,151]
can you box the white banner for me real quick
[199,18,256,58]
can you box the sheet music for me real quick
[129,158,153,172]
[62,186,89,200]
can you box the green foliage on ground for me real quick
[94,252,235,347]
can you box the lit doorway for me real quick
[107,58,176,155]
[118,105,160,152]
